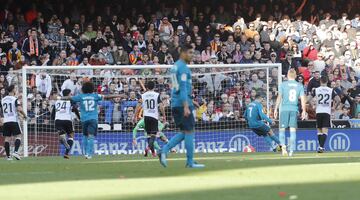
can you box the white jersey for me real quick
[141,91,161,119]
[54,100,73,121]
[315,86,333,114]
[1,96,19,123]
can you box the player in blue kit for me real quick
[60,81,124,159]
[244,96,282,152]
[274,69,307,157]
[159,44,204,168]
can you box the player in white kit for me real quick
[1,85,27,160]
[138,80,166,154]
[313,76,337,153]
[52,89,80,159]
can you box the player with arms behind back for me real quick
[1,85,27,160]
[274,69,307,157]
[52,89,80,159]
[159,44,204,168]
[244,95,282,152]
[136,80,166,156]
[313,76,337,153]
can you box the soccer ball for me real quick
[243,145,256,153]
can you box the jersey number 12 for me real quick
[84,100,95,111]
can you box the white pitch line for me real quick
[82,153,360,164]
[0,171,54,176]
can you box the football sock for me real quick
[87,135,94,156]
[65,138,74,155]
[270,135,281,145]
[4,141,10,157]
[148,135,156,152]
[82,136,88,155]
[14,139,21,153]
[162,133,184,154]
[59,134,70,149]
[289,130,296,152]
[184,133,194,165]
[319,134,327,148]
[317,133,322,148]
[279,129,285,145]
[264,136,274,147]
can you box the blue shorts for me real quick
[172,107,195,132]
[251,123,271,137]
[280,111,298,128]
[82,119,98,136]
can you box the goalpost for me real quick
[19,63,282,157]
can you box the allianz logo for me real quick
[328,132,350,151]
[228,134,251,152]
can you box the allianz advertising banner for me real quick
[65,129,358,156]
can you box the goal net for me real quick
[11,63,281,157]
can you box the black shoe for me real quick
[317,147,324,153]
[273,145,282,152]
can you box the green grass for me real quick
[1,152,360,200]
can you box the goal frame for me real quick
[21,63,282,157]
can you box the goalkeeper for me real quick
[132,118,169,157]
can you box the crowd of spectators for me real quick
[0,0,360,127]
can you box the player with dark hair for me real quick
[52,89,80,159]
[313,76,337,153]
[159,44,205,168]
[135,80,166,156]
[244,95,282,152]
[1,85,27,160]
[60,81,124,159]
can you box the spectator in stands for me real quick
[339,106,351,119]
[0,0,359,122]
[158,17,174,44]
[55,27,74,52]
[61,73,77,94]
[21,29,39,61]
[7,42,21,66]
[98,46,114,65]
[302,42,318,61]
[307,71,321,94]
[35,72,52,98]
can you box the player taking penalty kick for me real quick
[274,69,307,157]
[159,44,204,168]
[244,95,282,152]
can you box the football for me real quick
[243,145,256,153]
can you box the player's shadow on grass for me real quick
[94,180,359,200]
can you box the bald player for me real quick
[274,69,307,157]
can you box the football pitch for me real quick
[1,152,360,200]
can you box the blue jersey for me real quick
[170,59,193,108]
[71,93,103,122]
[244,101,272,128]
[279,80,304,112]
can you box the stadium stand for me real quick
[0,0,360,128]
